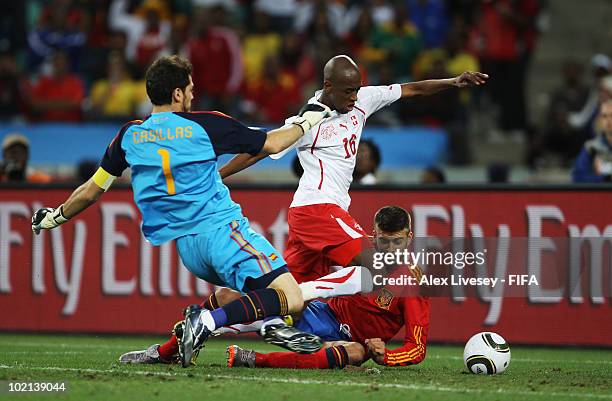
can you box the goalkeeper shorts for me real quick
[177,217,288,292]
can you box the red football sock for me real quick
[158,293,221,361]
[158,335,178,362]
[255,346,349,369]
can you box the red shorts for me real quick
[284,203,367,283]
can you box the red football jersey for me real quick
[326,289,430,366]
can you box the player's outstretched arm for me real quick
[31,178,105,234]
[219,153,267,179]
[400,71,489,98]
[219,123,302,179]
[262,103,332,154]
[219,103,331,179]
[218,125,301,180]
[261,124,307,155]
[219,124,315,179]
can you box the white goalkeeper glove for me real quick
[31,206,70,235]
[292,103,332,133]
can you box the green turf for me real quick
[0,334,610,401]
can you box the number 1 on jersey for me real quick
[157,148,176,195]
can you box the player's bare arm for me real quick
[265,103,331,154]
[220,103,331,179]
[261,124,307,155]
[219,153,266,179]
[219,123,309,180]
[400,71,489,98]
[61,178,106,217]
[31,173,108,234]
[220,121,312,179]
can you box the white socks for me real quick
[199,309,217,332]
[213,317,284,336]
[215,320,264,335]
[299,266,372,302]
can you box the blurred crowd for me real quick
[1,0,611,184]
[532,55,612,182]
[1,0,543,127]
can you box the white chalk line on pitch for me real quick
[0,342,147,350]
[4,342,612,365]
[426,355,612,365]
[2,351,116,355]
[0,364,610,400]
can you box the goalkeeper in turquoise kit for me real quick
[30,55,332,367]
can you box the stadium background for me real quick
[0,0,611,359]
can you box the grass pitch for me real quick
[0,333,610,401]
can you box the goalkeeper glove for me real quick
[31,206,70,235]
[292,103,332,133]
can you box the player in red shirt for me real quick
[220,55,487,286]
[118,206,422,368]
[227,205,431,369]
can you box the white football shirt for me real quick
[271,84,401,210]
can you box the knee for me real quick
[284,284,304,313]
[215,287,241,305]
[344,342,367,366]
[268,272,304,314]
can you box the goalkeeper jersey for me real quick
[99,111,266,245]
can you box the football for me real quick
[463,332,511,374]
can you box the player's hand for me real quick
[454,71,489,88]
[365,338,386,365]
[292,103,332,133]
[31,206,69,235]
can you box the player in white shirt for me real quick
[221,55,487,284]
